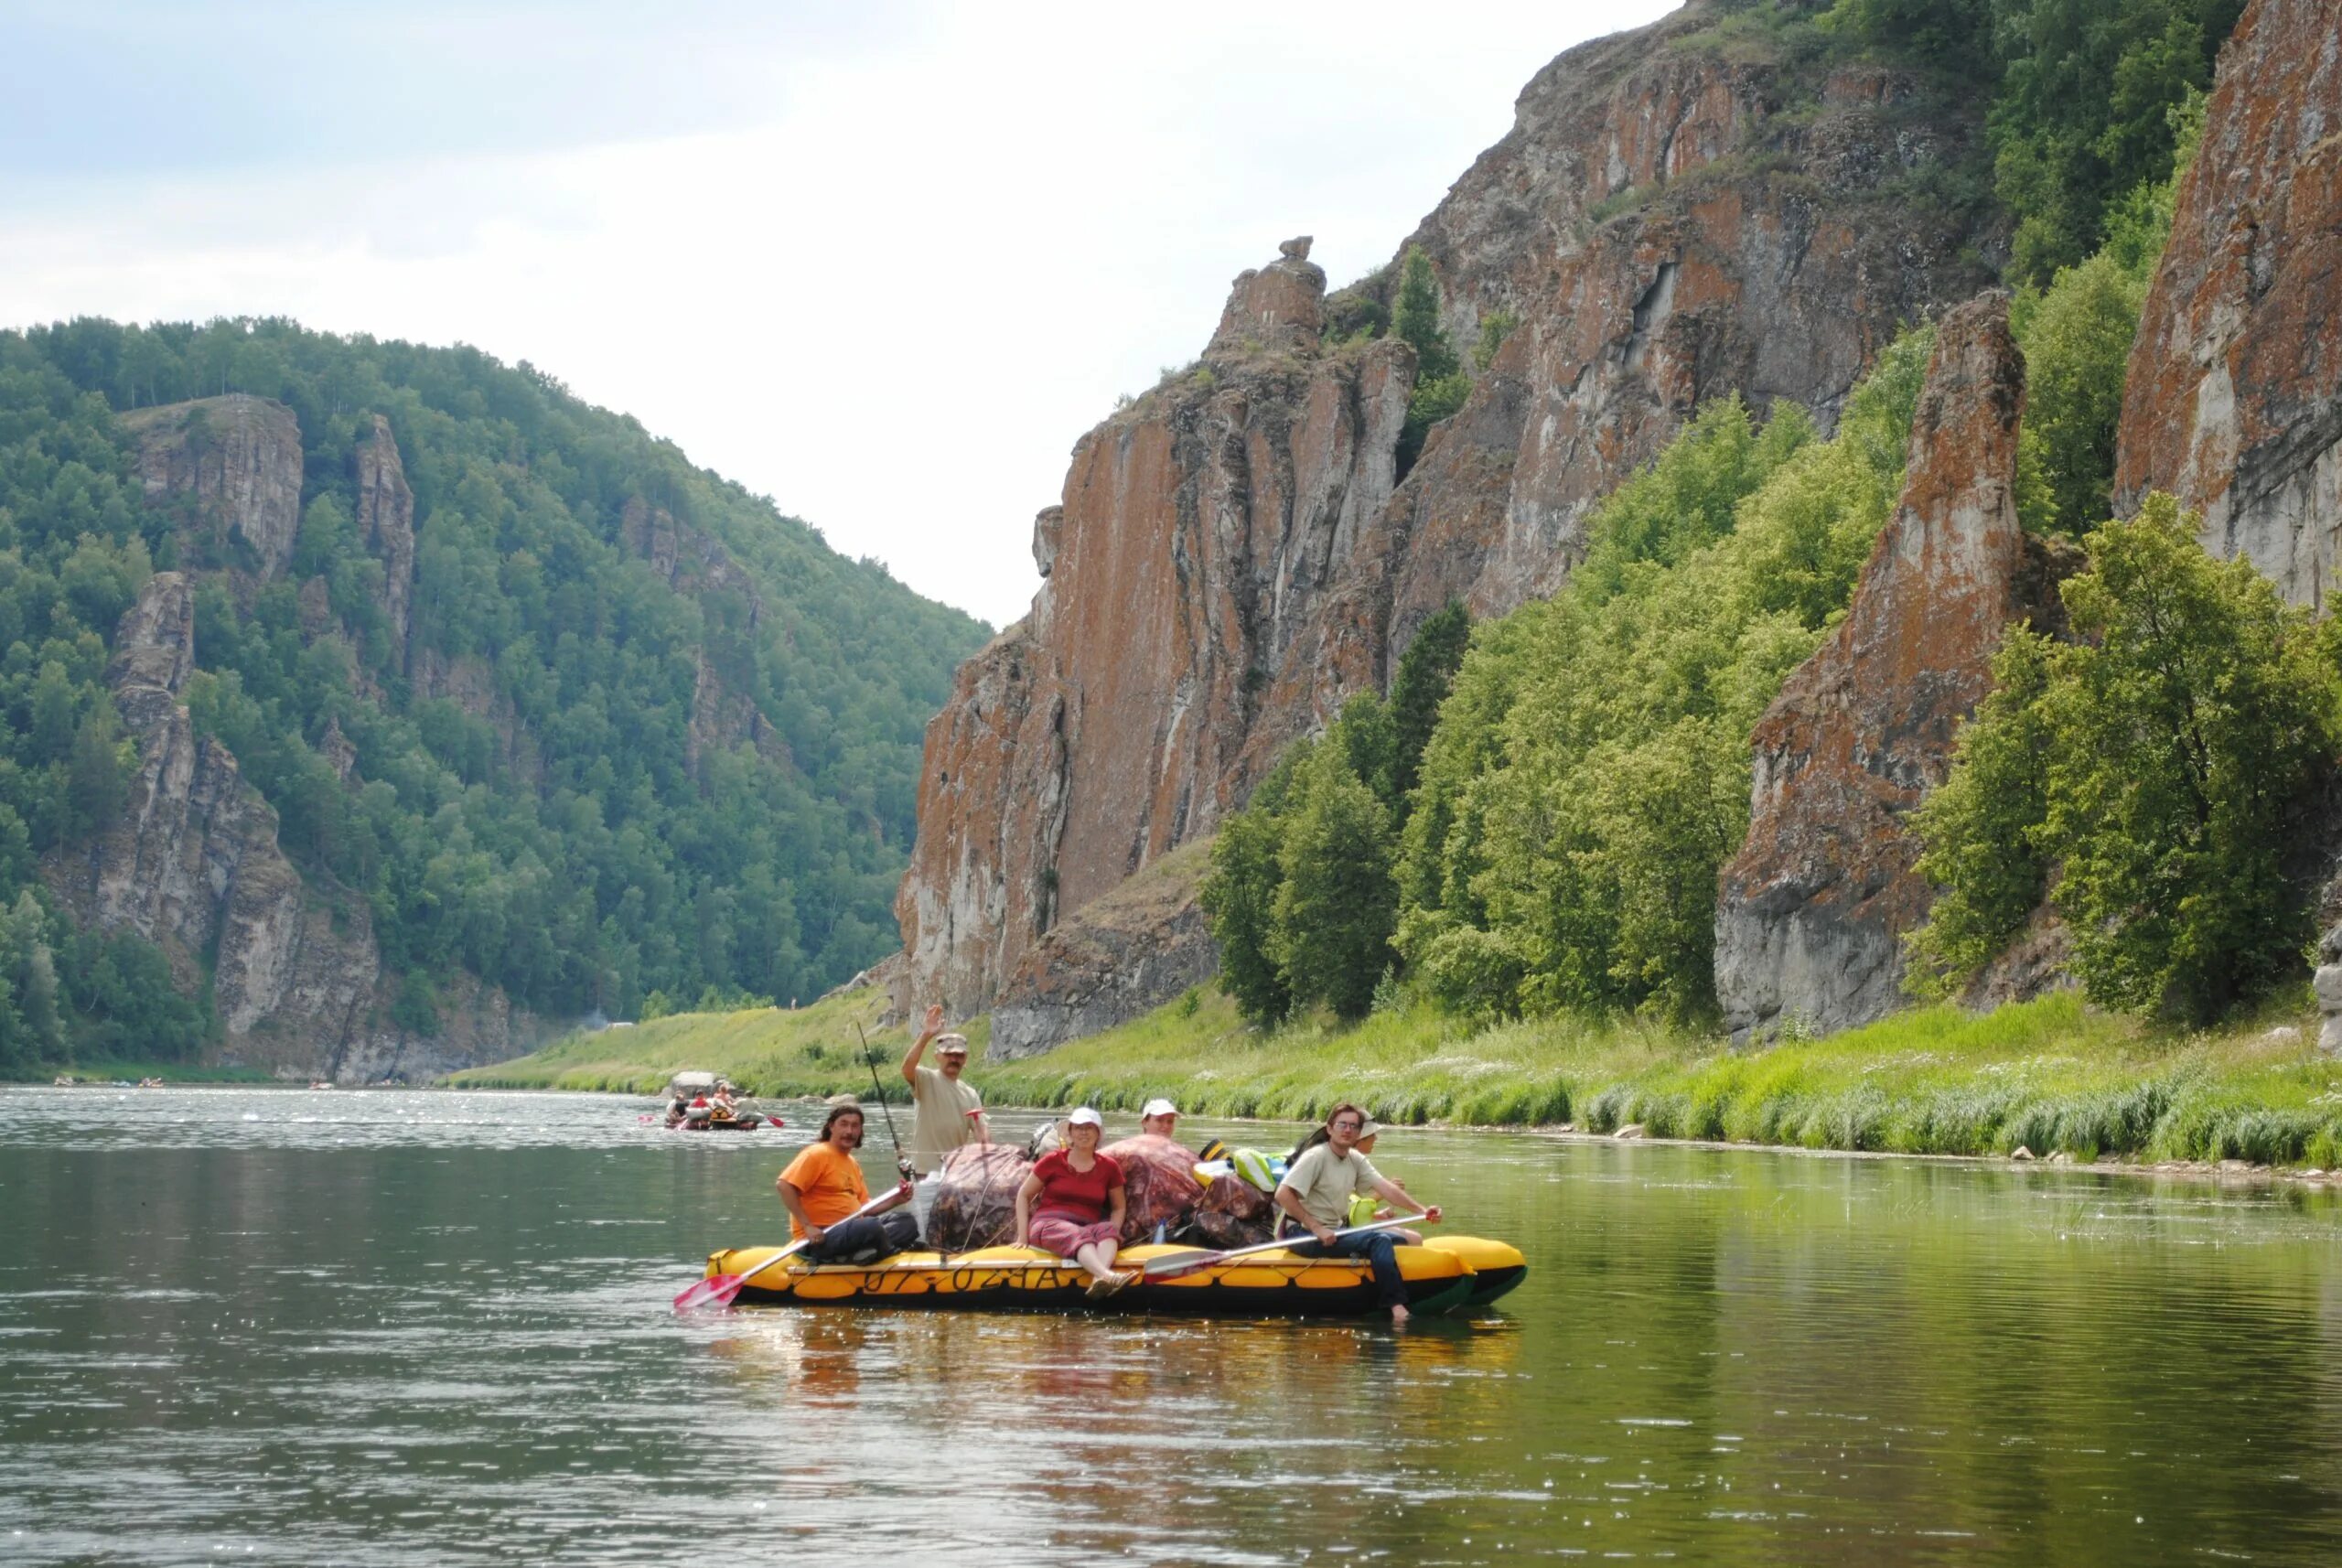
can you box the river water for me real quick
[4,1087,2341,1566]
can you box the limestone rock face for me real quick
[686,647,789,779]
[1332,38,1995,663]
[120,395,305,581]
[1714,295,2061,1044]
[897,253,1414,1016]
[2115,0,2342,606]
[987,842,1219,1059]
[354,414,418,661]
[44,573,375,1067]
[41,573,532,1080]
[897,5,2003,1021]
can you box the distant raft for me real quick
[700,1236,1527,1317]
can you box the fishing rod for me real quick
[854,1020,918,1180]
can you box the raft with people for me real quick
[700,1232,1526,1316]
[684,1066,1527,1321]
[660,1071,778,1131]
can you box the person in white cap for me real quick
[1140,1098,1180,1141]
[900,1002,988,1175]
[1013,1107,1133,1296]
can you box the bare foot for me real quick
[1390,1304,1412,1326]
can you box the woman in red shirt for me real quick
[1014,1107,1132,1296]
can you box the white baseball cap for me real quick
[1067,1107,1103,1128]
[1142,1098,1178,1117]
[936,1032,970,1055]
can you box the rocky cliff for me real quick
[2115,0,2341,606]
[899,1,2004,1023]
[120,394,305,584]
[353,413,418,663]
[43,573,532,1079]
[2114,0,2342,1050]
[1714,296,2071,1041]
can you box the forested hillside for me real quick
[0,318,986,1072]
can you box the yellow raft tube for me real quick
[703,1235,1527,1317]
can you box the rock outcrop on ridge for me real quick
[42,575,532,1079]
[898,4,2004,1023]
[120,394,306,583]
[1714,296,2068,1043]
[2115,0,2342,607]
[354,413,418,663]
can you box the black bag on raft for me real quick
[1101,1133,1205,1244]
[1193,1172,1275,1247]
[925,1144,1032,1251]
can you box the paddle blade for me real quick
[1138,1248,1226,1281]
[672,1273,746,1313]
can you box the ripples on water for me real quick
[5,1086,2342,1566]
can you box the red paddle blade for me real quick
[672,1273,746,1313]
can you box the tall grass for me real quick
[451,983,2342,1169]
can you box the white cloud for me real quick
[2,1,1677,626]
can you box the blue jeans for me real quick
[1291,1230,1404,1309]
[802,1209,919,1263]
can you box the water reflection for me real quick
[4,1088,2342,1564]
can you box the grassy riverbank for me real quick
[451,982,2342,1169]
[445,988,985,1096]
[6,1059,278,1085]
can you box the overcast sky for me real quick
[2,1,1677,628]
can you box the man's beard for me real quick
[836,1127,863,1148]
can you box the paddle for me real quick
[673,1186,904,1313]
[1139,1212,1433,1281]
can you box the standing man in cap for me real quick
[901,1002,989,1175]
[1139,1098,1180,1141]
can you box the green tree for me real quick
[1391,249,1457,381]
[1394,326,1936,1022]
[1911,497,2337,1020]
[1990,0,2239,282]
[1273,746,1398,1021]
[63,701,128,843]
[1905,630,2057,993]
[1200,749,1308,1027]
[1389,602,1470,801]
[2011,254,2147,533]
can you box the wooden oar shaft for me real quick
[1141,1212,1430,1278]
[736,1185,900,1286]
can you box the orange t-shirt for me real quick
[779,1142,870,1240]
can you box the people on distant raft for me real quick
[1014,1107,1134,1297]
[1274,1103,1441,1326]
[1140,1097,1180,1141]
[775,1102,918,1263]
[901,1003,988,1173]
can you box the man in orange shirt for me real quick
[776,1103,918,1263]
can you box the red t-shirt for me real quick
[1032,1149,1123,1223]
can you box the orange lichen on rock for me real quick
[1714,295,2068,1043]
[2115,0,2342,606]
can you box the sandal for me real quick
[1083,1273,1120,1299]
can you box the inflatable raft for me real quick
[665,1113,771,1132]
[701,1235,1527,1317]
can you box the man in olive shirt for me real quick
[900,1003,989,1174]
[1274,1102,1440,1325]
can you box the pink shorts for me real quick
[1030,1215,1118,1257]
